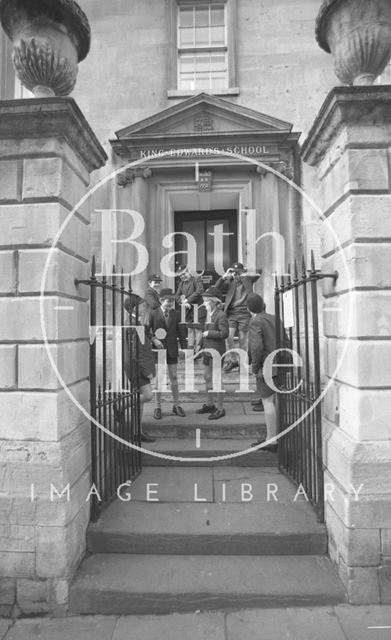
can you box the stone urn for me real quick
[316,0,391,85]
[0,0,90,97]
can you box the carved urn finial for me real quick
[0,0,90,97]
[316,0,391,86]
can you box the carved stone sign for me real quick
[132,143,278,160]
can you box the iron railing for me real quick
[77,257,141,522]
[274,251,337,523]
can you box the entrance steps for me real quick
[69,468,346,615]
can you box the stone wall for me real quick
[73,0,333,148]
[0,99,106,615]
[302,87,391,604]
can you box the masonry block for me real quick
[36,503,89,579]
[18,341,89,390]
[323,290,391,339]
[0,161,19,202]
[324,338,391,388]
[339,386,391,441]
[0,552,35,578]
[0,203,90,258]
[0,425,90,496]
[0,137,90,186]
[22,158,89,220]
[18,248,89,297]
[0,251,17,294]
[319,148,389,214]
[0,525,35,555]
[326,503,381,567]
[0,380,89,441]
[382,530,391,555]
[323,243,391,296]
[0,345,17,389]
[338,558,380,605]
[323,194,391,256]
[0,578,16,607]
[325,470,391,530]
[379,559,391,604]
[0,297,89,342]
[324,422,391,495]
[0,469,91,529]
[16,578,51,615]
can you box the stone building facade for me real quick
[1,0,391,613]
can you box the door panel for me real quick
[175,210,237,286]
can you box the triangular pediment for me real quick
[115,93,293,139]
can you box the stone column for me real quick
[256,169,281,311]
[301,86,391,604]
[117,167,152,294]
[0,98,106,615]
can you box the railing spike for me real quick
[294,259,298,281]
[301,255,306,277]
[310,250,315,272]
[91,255,96,278]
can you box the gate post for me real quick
[0,99,106,615]
[302,86,391,604]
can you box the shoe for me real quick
[173,405,186,417]
[140,432,156,443]
[208,409,226,420]
[251,398,263,406]
[263,443,278,453]
[153,407,162,420]
[252,405,264,412]
[224,361,239,373]
[196,404,217,414]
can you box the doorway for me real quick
[174,210,238,286]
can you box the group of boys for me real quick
[132,264,278,451]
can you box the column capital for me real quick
[301,86,391,167]
[117,167,152,187]
[256,161,294,180]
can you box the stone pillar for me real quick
[0,98,107,615]
[301,86,391,604]
[117,167,152,294]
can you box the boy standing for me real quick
[149,288,186,420]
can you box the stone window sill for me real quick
[167,87,240,99]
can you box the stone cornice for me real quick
[301,86,391,167]
[0,97,107,172]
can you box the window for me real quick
[168,0,238,97]
[0,29,14,99]
[0,31,33,99]
[178,4,227,91]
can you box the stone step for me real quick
[88,469,326,556]
[69,554,346,616]
[141,439,277,467]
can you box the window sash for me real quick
[178,3,227,50]
[178,50,228,91]
[177,2,228,91]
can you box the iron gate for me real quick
[77,257,142,522]
[274,252,337,523]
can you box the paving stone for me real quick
[4,616,117,640]
[113,612,225,640]
[127,467,214,502]
[227,607,347,640]
[336,604,391,640]
[0,620,11,640]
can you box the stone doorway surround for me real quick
[110,92,302,309]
